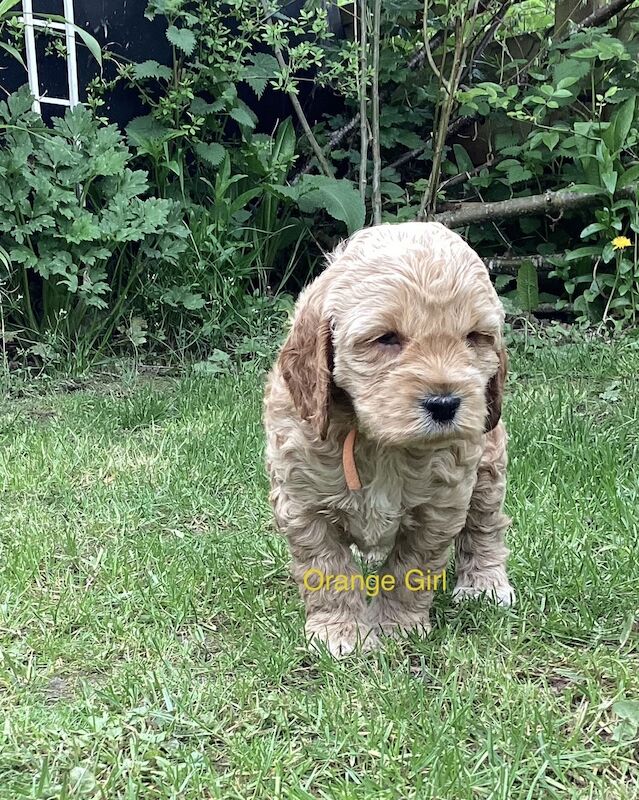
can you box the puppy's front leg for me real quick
[453,423,515,606]
[287,518,378,657]
[372,528,452,638]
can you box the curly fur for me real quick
[264,222,514,657]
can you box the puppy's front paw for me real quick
[305,618,379,658]
[452,583,515,607]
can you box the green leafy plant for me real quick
[82,1,365,354]
[0,87,187,365]
[294,2,639,325]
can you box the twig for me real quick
[358,0,368,204]
[560,0,634,38]
[295,28,447,179]
[388,114,472,171]
[418,2,470,220]
[422,0,451,95]
[371,0,382,224]
[407,30,446,70]
[434,183,639,227]
[439,153,500,190]
[461,0,513,85]
[482,255,555,275]
[397,0,634,173]
[260,0,332,177]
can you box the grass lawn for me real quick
[1,340,638,799]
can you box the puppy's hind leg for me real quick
[453,422,515,607]
[287,517,379,657]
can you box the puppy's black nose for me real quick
[422,394,461,423]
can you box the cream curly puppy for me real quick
[264,222,514,657]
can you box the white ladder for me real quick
[21,0,80,113]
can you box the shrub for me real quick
[0,87,187,365]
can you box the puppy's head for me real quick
[279,222,506,445]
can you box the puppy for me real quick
[264,222,514,657]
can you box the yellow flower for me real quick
[612,235,632,250]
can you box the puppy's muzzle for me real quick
[422,394,461,424]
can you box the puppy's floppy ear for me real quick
[484,348,507,433]
[279,305,334,440]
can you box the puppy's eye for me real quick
[375,332,401,347]
[467,332,495,347]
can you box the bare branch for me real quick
[407,30,446,70]
[418,4,470,220]
[439,153,500,189]
[434,184,639,228]
[371,0,382,224]
[569,0,635,36]
[260,0,332,177]
[461,0,513,85]
[422,0,452,95]
[358,0,368,203]
[388,114,472,171]
[482,255,555,275]
[295,27,447,179]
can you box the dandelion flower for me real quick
[612,235,632,250]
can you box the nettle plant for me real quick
[0,88,187,362]
[91,0,364,225]
[84,0,364,349]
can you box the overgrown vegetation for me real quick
[2,0,639,367]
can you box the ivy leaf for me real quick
[612,700,639,742]
[132,60,172,81]
[166,25,196,56]
[516,260,539,312]
[612,700,639,734]
[541,131,560,151]
[194,142,226,167]
[612,719,638,743]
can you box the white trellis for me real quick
[21,0,80,113]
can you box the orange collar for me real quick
[342,428,362,491]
